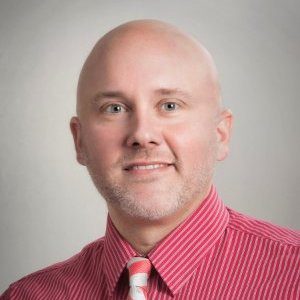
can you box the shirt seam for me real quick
[227,223,300,248]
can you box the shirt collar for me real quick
[148,185,229,295]
[102,185,229,296]
[102,216,138,296]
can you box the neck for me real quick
[107,186,211,256]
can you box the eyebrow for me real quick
[93,88,193,103]
[154,88,193,100]
[93,91,127,102]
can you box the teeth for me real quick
[131,164,165,170]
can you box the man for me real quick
[1,20,299,299]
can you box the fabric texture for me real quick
[1,186,300,299]
[127,257,151,300]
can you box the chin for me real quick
[117,195,185,221]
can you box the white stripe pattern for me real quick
[127,257,152,300]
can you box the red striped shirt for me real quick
[1,186,299,299]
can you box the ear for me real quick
[216,109,233,161]
[70,116,87,166]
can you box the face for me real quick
[71,35,231,221]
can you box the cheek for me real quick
[168,121,213,147]
[82,124,123,165]
[165,122,216,163]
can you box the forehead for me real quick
[78,30,219,109]
[106,52,196,90]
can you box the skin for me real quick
[70,20,233,255]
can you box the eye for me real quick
[104,103,126,113]
[161,102,179,112]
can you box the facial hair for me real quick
[85,144,217,221]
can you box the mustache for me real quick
[116,149,178,166]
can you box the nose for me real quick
[125,112,162,149]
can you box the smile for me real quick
[124,162,173,172]
[130,164,167,170]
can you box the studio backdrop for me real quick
[0,0,299,293]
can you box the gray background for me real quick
[0,0,299,293]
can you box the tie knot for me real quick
[127,257,151,287]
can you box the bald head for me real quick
[71,20,233,223]
[76,19,221,118]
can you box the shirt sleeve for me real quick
[0,286,13,300]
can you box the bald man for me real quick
[1,20,299,300]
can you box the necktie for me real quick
[127,257,152,300]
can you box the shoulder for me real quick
[221,208,300,296]
[1,237,105,299]
[227,207,300,247]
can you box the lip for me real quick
[123,161,174,171]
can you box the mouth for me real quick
[123,162,174,172]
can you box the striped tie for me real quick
[127,257,152,300]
